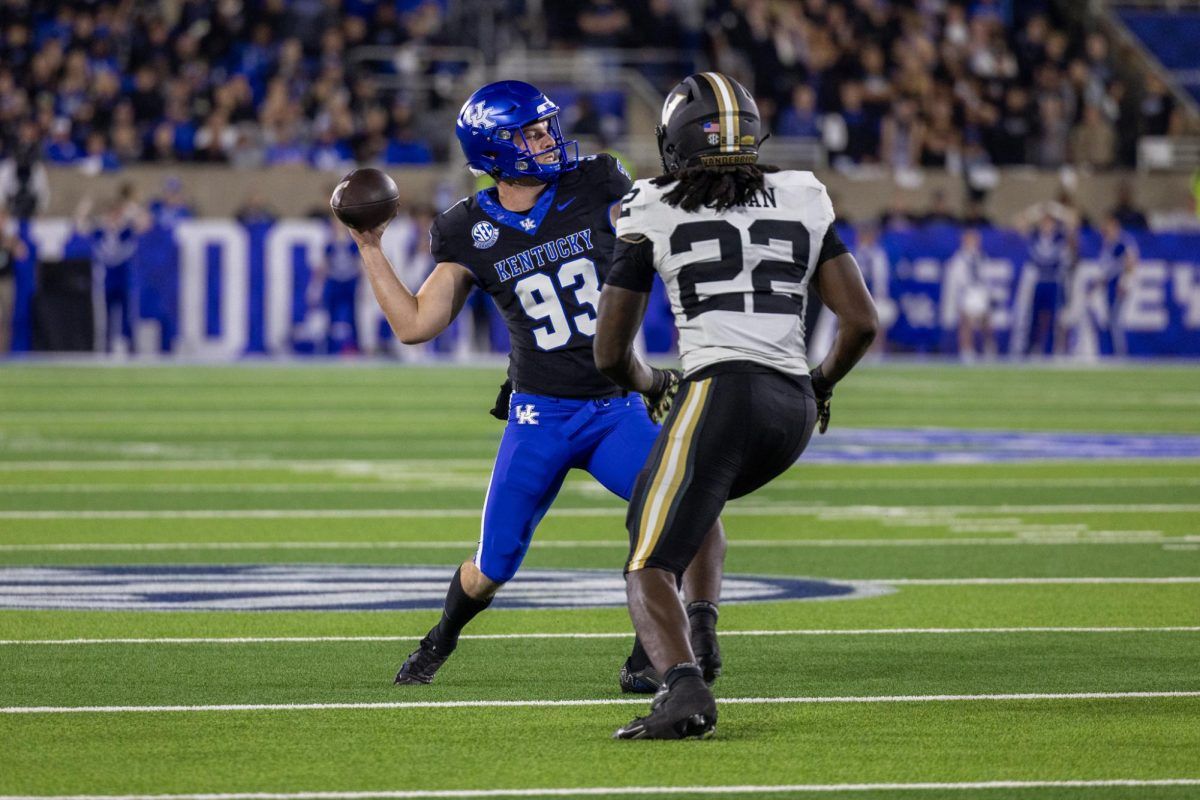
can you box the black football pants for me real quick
[624,362,817,576]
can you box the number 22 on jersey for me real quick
[671,219,810,319]
[513,258,600,351]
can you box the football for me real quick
[329,168,400,231]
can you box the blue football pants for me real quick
[474,392,656,583]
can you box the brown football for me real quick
[330,168,400,230]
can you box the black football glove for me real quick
[489,379,513,420]
[810,366,834,435]
[643,368,682,425]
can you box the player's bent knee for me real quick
[626,553,689,579]
[473,552,524,586]
[462,560,507,599]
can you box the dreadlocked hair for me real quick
[652,164,780,212]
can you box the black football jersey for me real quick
[430,154,633,398]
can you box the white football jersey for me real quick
[615,170,835,377]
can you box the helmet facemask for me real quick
[494,113,578,181]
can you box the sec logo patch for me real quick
[472,220,500,249]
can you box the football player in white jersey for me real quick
[594,72,878,739]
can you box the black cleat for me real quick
[614,674,717,740]
[394,635,452,685]
[618,657,663,694]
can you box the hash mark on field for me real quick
[3,779,1200,799]
[4,691,1199,715]
[2,503,1200,520]
[2,627,1197,646]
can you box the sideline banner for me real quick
[842,224,1200,358]
[14,219,1200,358]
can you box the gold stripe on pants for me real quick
[628,379,713,571]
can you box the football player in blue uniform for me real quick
[310,220,362,354]
[1096,213,1138,357]
[1018,206,1076,356]
[83,194,150,353]
[345,81,726,690]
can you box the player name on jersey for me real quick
[494,227,595,282]
[735,188,777,208]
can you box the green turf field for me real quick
[0,363,1198,799]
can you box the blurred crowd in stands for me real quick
[695,0,1184,171]
[0,0,450,175]
[0,0,1187,179]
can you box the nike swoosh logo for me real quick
[556,198,576,211]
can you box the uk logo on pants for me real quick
[515,404,539,425]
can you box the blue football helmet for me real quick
[455,80,578,181]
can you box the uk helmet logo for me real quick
[471,221,500,249]
[463,101,498,130]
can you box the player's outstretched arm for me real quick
[594,284,658,394]
[809,252,878,433]
[348,224,474,345]
[814,252,879,384]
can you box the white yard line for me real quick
[2,503,1200,520]
[804,504,1200,515]
[3,691,1198,715]
[0,509,549,520]
[10,476,1199,492]
[2,627,1197,647]
[3,780,1200,799]
[0,460,495,472]
[0,509,503,520]
[874,577,1200,585]
[774,476,1200,489]
[0,535,1194,552]
[0,484,491,494]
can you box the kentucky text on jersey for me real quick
[493,228,594,282]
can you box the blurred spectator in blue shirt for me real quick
[776,85,821,139]
[309,124,354,172]
[79,131,120,175]
[44,118,80,164]
[264,122,309,167]
[148,177,194,231]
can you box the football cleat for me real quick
[394,635,452,685]
[619,657,663,694]
[614,674,717,740]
